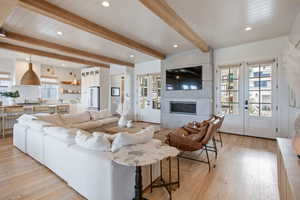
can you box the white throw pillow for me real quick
[111,131,154,153]
[44,126,77,143]
[75,130,111,152]
[61,111,91,125]
[90,109,112,120]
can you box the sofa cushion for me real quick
[71,121,103,130]
[36,114,65,126]
[111,128,154,153]
[75,130,111,152]
[61,111,91,125]
[44,126,77,144]
[29,120,53,131]
[97,117,119,125]
[90,109,112,120]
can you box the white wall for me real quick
[161,49,213,128]
[215,36,289,138]
[286,12,300,138]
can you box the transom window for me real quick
[220,66,240,115]
[248,63,272,117]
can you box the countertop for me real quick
[277,138,300,200]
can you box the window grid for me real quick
[220,66,239,115]
[248,64,272,117]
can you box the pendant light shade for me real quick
[21,60,40,86]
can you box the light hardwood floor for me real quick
[0,133,279,200]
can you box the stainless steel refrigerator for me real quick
[89,86,100,110]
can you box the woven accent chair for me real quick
[167,119,220,172]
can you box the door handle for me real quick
[244,100,248,110]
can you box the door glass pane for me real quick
[261,91,272,103]
[228,80,239,90]
[260,104,272,117]
[249,66,260,78]
[248,63,273,117]
[260,65,272,77]
[249,104,260,116]
[249,91,259,103]
[229,91,239,103]
[229,103,239,115]
[219,66,239,115]
[221,68,229,80]
[260,77,272,90]
[221,91,229,102]
[249,78,260,90]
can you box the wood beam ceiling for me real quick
[0,0,18,26]
[18,0,166,60]
[5,31,134,67]
[0,42,110,68]
[139,0,209,52]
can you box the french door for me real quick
[136,74,161,123]
[216,60,278,138]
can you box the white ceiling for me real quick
[2,0,300,66]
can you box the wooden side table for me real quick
[112,140,179,200]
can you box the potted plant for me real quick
[0,91,20,105]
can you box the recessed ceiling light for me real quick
[173,44,179,48]
[130,55,135,58]
[57,31,63,36]
[62,64,65,66]
[102,1,110,7]
[245,27,252,31]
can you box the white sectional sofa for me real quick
[13,110,160,200]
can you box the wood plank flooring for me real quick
[0,133,279,200]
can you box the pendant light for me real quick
[20,56,41,86]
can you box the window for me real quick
[220,66,240,115]
[248,63,272,117]
[0,72,11,104]
[41,76,59,100]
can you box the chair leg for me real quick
[212,138,218,160]
[2,116,5,139]
[219,132,223,147]
[204,145,211,172]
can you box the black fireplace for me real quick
[170,101,197,115]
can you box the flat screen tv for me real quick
[166,66,202,91]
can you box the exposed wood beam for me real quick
[0,0,18,26]
[18,0,166,60]
[139,0,209,52]
[0,42,110,68]
[5,31,134,67]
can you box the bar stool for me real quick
[33,105,52,114]
[56,105,70,114]
[2,106,24,138]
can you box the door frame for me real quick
[215,58,279,138]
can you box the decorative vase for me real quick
[127,120,133,128]
[118,115,127,128]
